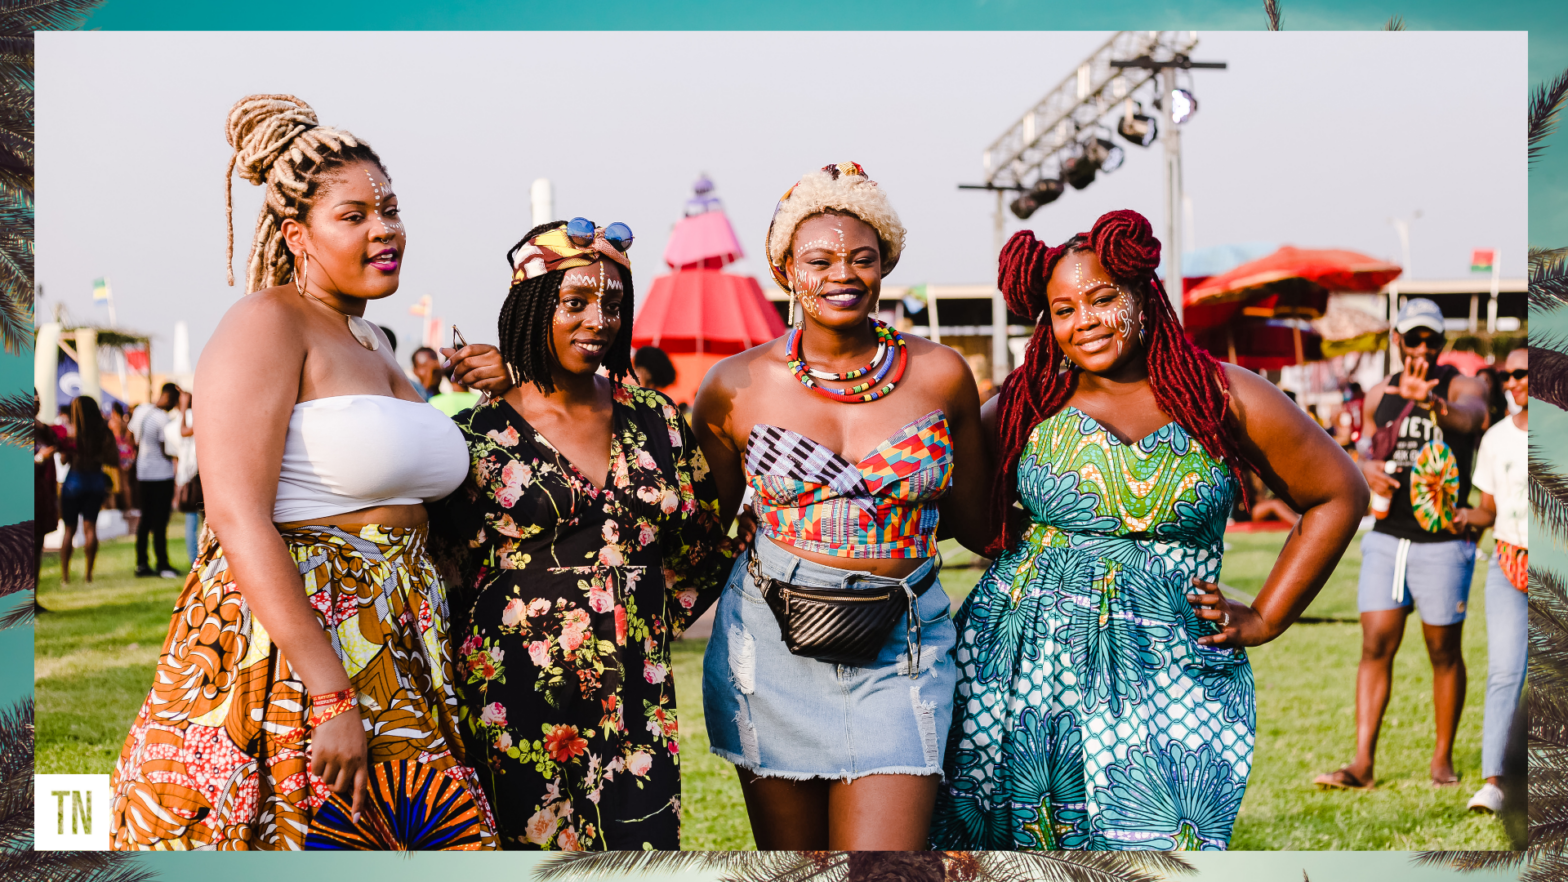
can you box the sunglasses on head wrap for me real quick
[566,217,634,252]
[512,219,634,282]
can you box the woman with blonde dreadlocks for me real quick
[109,94,509,851]
[929,210,1368,850]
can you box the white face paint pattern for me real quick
[1070,254,1138,356]
[792,223,851,318]
[558,260,622,327]
[364,169,403,239]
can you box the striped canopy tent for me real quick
[1182,246,1402,368]
[631,178,784,405]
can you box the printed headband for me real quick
[512,225,632,283]
[767,161,872,292]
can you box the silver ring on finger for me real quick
[1221,611,1231,628]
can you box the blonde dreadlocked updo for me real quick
[225,94,389,293]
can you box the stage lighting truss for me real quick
[1009,175,1066,220]
[1170,88,1198,124]
[980,30,1200,192]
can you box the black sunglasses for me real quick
[1401,328,1445,350]
[1503,368,1528,380]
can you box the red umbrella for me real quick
[1186,246,1402,306]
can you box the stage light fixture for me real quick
[1008,177,1065,220]
[1170,88,1198,124]
[1117,105,1158,147]
[1096,138,1126,172]
[1063,151,1099,190]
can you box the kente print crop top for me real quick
[743,410,953,559]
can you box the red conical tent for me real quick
[632,178,784,406]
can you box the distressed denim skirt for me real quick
[702,536,957,780]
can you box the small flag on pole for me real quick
[1469,249,1495,273]
[92,277,111,304]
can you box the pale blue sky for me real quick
[35,30,1524,375]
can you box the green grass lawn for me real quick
[37,530,1511,850]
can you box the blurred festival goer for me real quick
[931,210,1366,851]
[34,416,59,582]
[633,344,676,392]
[431,218,730,850]
[427,376,479,417]
[169,391,201,569]
[58,396,119,584]
[1315,298,1487,791]
[1463,347,1528,813]
[412,345,443,401]
[108,402,139,525]
[110,94,511,851]
[130,383,180,578]
[696,164,990,851]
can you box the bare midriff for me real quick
[762,534,927,579]
[276,502,429,531]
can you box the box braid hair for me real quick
[987,208,1252,556]
[225,94,388,293]
[499,221,634,395]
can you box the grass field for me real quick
[36,529,1512,850]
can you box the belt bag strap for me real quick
[749,553,935,676]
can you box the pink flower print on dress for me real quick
[501,597,527,627]
[635,449,658,471]
[497,730,512,751]
[496,486,522,509]
[638,523,656,547]
[627,750,653,777]
[528,640,551,666]
[659,488,680,514]
[643,659,669,684]
[669,426,682,447]
[599,545,625,567]
[614,605,627,645]
[480,702,507,726]
[677,588,699,610]
[602,521,619,543]
[527,598,551,617]
[487,426,521,447]
[501,460,532,487]
[588,584,614,614]
[459,634,482,657]
[636,486,661,505]
[525,808,557,846]
[560,626,586,653]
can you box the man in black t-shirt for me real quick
[1314,298,1488,791]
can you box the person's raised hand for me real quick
[442,344,514,397]
[1397,356,1440,403]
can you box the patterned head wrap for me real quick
[512,225,632,283]
[764,161,906,293]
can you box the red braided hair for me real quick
[985,209,1253,556]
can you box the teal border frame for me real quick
[13,1,1557,876]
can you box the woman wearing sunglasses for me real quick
[1315,297,1489,792]
[429,219,732,850]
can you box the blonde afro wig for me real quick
[765,161,906,293]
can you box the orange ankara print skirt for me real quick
[109,523,498,850]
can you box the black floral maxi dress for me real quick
[430,383,730,851]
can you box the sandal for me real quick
[1313,767,1375,791]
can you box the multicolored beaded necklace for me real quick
[786,318,908,403]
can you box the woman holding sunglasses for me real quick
[429,219,732,850]
[1315,297,1489,792]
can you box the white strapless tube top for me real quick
[273,395,469,522]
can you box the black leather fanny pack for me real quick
[749,553,937,674]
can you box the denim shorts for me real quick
[702,536,957,781]
[1356,530,1475,626]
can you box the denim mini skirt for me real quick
[702,536,957,781]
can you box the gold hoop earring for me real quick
[788,289,799,328]
[506,362,521,387]
[294,251,309,296]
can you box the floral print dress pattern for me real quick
[930,407,1253,851]
[431,384,730,851]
